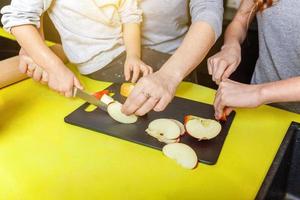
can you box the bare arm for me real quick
[260,77,300,104]
[223,0,255,47]
[159,21,216,83]
[122,21,217,115]
[208,0,256,84]
[123,23,152,83]
[11,25,82,96]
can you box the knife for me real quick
[73,87,108,112]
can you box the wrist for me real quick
[158,67,183,86]
[126,52,141,59]
[221,41,241,51]
[257,83,272,105]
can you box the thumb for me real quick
[73,77,84,90]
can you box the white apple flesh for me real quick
[163,143,198,169]
[107,101,138,124]
[185,116,221,140]
[100,94,114,105]
[171,119,185,135]
[145,119,181,140]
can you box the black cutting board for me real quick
[65,84,235,165]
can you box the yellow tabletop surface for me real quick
[1,30,300,200]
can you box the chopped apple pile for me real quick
[185,115,221,140]
[120,83,135,97]
[163,143,198,169]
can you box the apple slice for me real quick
[146,119,181,140]
[163,143,198,169]
[120,83,135,97]
[107,101,138,124]
[100,94,114,106]
[158,137,180,144]
[185,115,221,140]
[171,119,185,135]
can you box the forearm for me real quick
[223,0,255,47]
[260,77,300,104]
[123,23,141,58]
[159,21,215,82]
[11,25,63,72]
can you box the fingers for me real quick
[18,58,28,74]
[135,96,159,116]
[73,76,83,90]
[41,71,49,85]
[124,65,131,81]
[213,60,228,85]
[207,58,213,75]
[222,64,236,80]
[153,93,173,112]
[140,64,152,77]
[122,84,146,115]
[213,90,225,120]
[131,65,141,83]
[32,66,43,82]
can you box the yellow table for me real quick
[1,31,300,200]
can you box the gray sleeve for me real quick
[1,0,52,33]
[190,0,224,40]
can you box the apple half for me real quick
[107,101,138,124]
[146,118,181,140]
[163,143,198,169]
[120,83,135,97]
[184,115,221,140]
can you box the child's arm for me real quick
[207,0,256,84]
[123,23,152,83]
[11,25,82,97]
[118,0,151,83]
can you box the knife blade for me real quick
[73,87,108,112]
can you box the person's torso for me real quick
[47,0,124,64]
[140,0,190,53]
[252,0,300,113]
[252,0,300,84]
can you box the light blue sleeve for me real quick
[1,0,52,33]
[190,0,224,40]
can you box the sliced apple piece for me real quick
[163,143,198,169]
[146,119,181,140]
[171,119,185,135]
[158,137,180,144]
[120,83,135,97]
[185,115,221,140]
[107,101,138,124]
[100,94,114,106]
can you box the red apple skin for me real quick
[184,115,194,124]
[93,90,110,100]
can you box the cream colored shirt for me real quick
[1,0,142,74]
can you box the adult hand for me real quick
[19,48,48,83]
[122,70,180,116]
[207,44,241,85]
[214,79,264,120]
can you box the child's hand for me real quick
[124,55,153,83]
[207,44,241,85]
[46,63,83,97]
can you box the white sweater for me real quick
[1,0,142,74]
